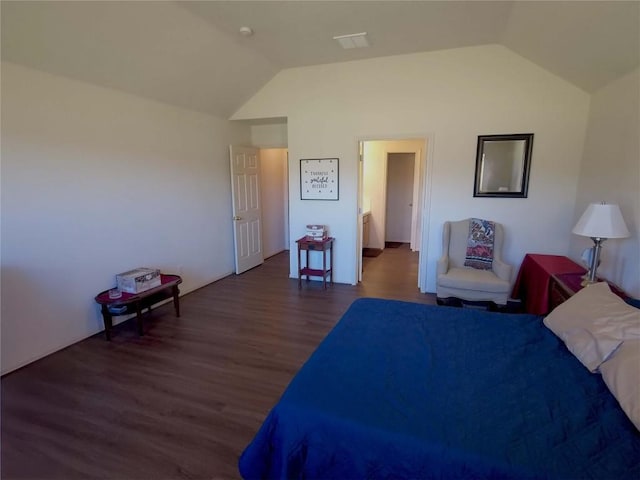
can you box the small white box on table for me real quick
[116,267,161,294]
[306,224,327,241]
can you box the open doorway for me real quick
[259,148,289,259]
[228,146,289,273]
[358,138,428,288]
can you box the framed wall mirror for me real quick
[473,133,534,198]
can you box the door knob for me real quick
[233,216,242,221]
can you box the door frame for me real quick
[258,147,289,259]
[356,134,435,292]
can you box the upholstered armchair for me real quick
[436,219,512,305]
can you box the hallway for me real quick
[361,243,423,300]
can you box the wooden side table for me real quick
[296,236,334,289]
[549,272,627,312]
[95,274,182,340]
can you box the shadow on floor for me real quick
[362,248,382,258]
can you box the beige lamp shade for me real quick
[572,203,630,239]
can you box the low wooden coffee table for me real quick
[94,274,182,340]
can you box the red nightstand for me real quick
[296,236,334,289]
[512,254,585,315]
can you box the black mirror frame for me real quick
[473,133,534,198]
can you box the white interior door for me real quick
[410,149,422,251]
[357,141,364,282]
[385,153,415,243]
[230,145,263,274]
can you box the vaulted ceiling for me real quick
[2,1,638,118]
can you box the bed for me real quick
[239,296,640,479]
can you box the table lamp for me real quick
[572,202,630,285]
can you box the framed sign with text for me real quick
[300,158,339,200]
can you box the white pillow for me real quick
[600,339,640,431]
[543,282,640,372]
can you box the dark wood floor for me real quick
[1,245,435,479]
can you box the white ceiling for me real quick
[2,1,638,118]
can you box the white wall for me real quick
[232,45,590,289]
[1,62,250,374]
[569,69,640,297]
[260,148,289,259]
[250,122,288,148]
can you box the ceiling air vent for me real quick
[333,32,369,49]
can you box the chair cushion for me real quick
[438,267,510,293]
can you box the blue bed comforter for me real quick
[239,298,640,479]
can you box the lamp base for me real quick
[580,277,599,287]
[584,237,606,285]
